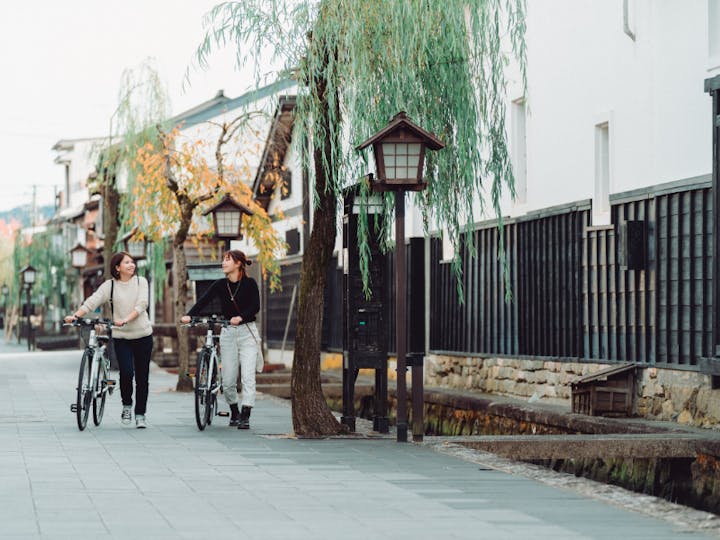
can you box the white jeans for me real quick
[219,322,259,407]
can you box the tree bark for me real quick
[173,233,193,392]
[290,65,345,437]
[102,172,120,279]
[173,199,194,392]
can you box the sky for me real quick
[0,1,263,213]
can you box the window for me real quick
[510,98,527,205]
[710,0,720,61]
[593,121,611,225]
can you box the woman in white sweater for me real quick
[65,252,154,428]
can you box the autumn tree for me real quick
[197,0,526,436]
[132,119,284,391]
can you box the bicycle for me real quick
[66,318,116,431]
[183,316,231,430]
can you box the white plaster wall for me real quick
[508,0,711,217]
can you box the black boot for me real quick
[229,403,240,427]
[238,406,251,429]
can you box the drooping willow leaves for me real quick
[198,0,526,300]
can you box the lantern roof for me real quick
[202,194,254,217]
[356,112,445,152]
[69,243,91,254]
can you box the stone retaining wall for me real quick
[426,354,720,428]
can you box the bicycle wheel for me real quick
[207,356,219,426]
[194,350,212,430]
[92,352,107,426]
[75,349,92,431]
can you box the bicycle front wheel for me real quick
[76,349,92,431]
[194,350,212,430]
[92,353,107,426]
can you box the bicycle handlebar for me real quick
[181,316,233,328]
[63,317,116,329]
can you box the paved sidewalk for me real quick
[1,343,719,539]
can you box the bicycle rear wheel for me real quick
[76,349,92,431]
[207,356,219,426]
[194,350,212,430]
[92,352,107,426]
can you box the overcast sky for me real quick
[0,1,261,213]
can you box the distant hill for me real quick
[0,204,55,228]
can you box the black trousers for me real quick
[114,335,154,415]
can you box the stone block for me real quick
[677,409,694,425]
[661,399,675,419]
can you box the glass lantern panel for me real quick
[396,167,408,179]
[217,210,240,236]
[408,143,421,156]
[396,143,408,155]
[396,155,407,167]
[385,155,396,166]
[128,241,144,258]
[408,154,420,167]
[72,251,87,268]
[382,143,396,157]
[385,167,396,179]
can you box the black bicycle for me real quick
[66,318,116,431]
[183,316,231,430]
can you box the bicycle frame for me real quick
[185,316,230,430]
[68,318,115,430]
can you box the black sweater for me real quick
[187,276,259,322]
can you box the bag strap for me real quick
[110,279,114,320]
[228,283,259,345]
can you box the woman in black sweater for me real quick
[181,250,260,429]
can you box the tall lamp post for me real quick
[357,111,444,442]
[19,265,37,351]
[70,243,90,306]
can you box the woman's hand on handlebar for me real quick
[180,315,191,324]
[64,315,77,324]
[230,316,242,326]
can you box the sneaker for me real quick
[121,406,132,425]
[135,415,147,429]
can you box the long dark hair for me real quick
[110,251,136,279]
[224,250,252,277]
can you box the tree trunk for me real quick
[290,66,345,437]
[173,234,193,391]
[102,174,120,279]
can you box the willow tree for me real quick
[93,60,171,280]
[133,121,284,391]
[198,0,526,436]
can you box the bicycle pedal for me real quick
[217,411,229,417]
[70,404,77,413]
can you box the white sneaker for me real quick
[121,406,132,425]
[135,415,147,429]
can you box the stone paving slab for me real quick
[1,343,719,539]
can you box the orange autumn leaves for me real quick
[132,126,285,290]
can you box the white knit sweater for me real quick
[79,277,153,339]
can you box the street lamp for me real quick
[70,243,90,311]
[70,243,90,269]
[357,111,445,442]
[121,227,147,260]
[203,194,254,244]
[19,265,37,351]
